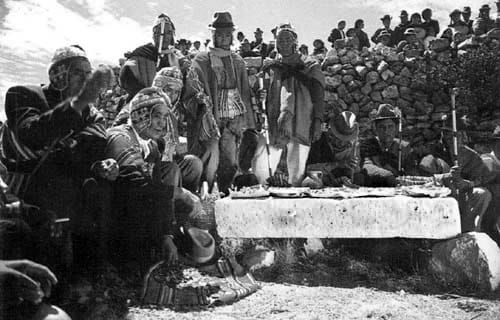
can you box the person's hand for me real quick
[0,260,58,304]
[450,165,462,180]
[340,176,359,188]
[72,65,115,112]
[277,111,293,138]
[312,118,322,142]
[266,172,290,187]
[92,158,119,181]
[162,236,179,265]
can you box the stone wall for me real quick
[321,46,467,146]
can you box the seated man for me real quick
[105,88,213,271]
[0,259,71,320]
[1,45,117,272]
[360,104,410,187]
[306,111,361,187]
[425,116,492,232]
[114,66,203,193]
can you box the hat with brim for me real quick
[380,15,392,21]
[372,103,400,121]
[450,9,462,17]
[400,10,408,17]
[329,111,359,142]
[209,12,237,30]
[480,4,491,11]
[462,6,471,14]
[186,227,215,264]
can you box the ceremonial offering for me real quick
[307,187,350,198]
[400,185,451,198]
[229,185,270,199]
[269,187,310,198]
[396,175,434,186]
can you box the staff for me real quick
[451,87,459,166]
[156,20,165,68]
[396,107,403,173]
[258,77,273,178]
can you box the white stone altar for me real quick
[215,196,461,239]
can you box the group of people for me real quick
[1,8,500,320]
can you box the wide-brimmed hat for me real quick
[254,27,263,34]
[404,28,417,35]
[400,10,409,17]
[186,227,215,264]
[480,4,491,11]
[378,30,392,40]
[380,14,392,21]
[372,104,399,121]
[329,111,359,142]
[209,12,236,30]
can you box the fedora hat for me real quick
[373,104,400,121]
[254,27,263,34]
[400,10,408,17]
[209,12,236,30]
[480,4,491,11]
[329,111,359,142]
[380,14,392,21]
[186,227,215,264]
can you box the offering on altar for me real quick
[268,187,310,198]
[229,185,270,199]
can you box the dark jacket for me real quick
[371,27,394,45]
[355,29,370,50]
[328,28,346,46]
[392,22,410,47]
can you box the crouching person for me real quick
[306,111,361,187]
[105,88,213,271]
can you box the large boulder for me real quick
[429,232,500,292]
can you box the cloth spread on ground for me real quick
[142,257,260,309]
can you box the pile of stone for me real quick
[321,46,461,143]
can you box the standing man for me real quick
[183,12,255,193]
[120,13,189,100]
[250,28,269,58]
[461,6,474,34]
[371,15,394,46]
[392,10,410,47]
[328,20,347,48]
[421,8,440,38]
[473,4,495,36]
[354,19,370,50]
[252,23,325,186]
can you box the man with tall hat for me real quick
[425,115,492,233]
[1,45,116,273]
[473,4,495,36]
[306,111,360,187]
[371,15,394,46]
[120,13,189,101]
[183,12,255,193]
[251,23,325,186]
[359,104,411,187]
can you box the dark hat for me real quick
[48,45,88,75]
[329,111,359,142]
[372,104,400,121]
[400,10,409,17]
[462,6,471,14]
[381,14,392,21]
[378,30,392,40]
[254,27,263,34]
[177,38,188,45]
[404,28,417,35]
[449,9,462,17]
[209,11,236,30]
[186,227,216,264]
[480,4,491,11]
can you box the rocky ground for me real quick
[123,240,500,320]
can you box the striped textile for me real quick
[142,257,260,309]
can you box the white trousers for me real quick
[251,136,310,186]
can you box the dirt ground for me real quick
[125,240,500,320]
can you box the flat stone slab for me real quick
[215,196,460,239]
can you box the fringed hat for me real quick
[129,87,171,133]
[152,66,183,94]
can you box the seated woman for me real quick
[114,67,203,193]
[105,88,212,270]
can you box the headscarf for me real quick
[48,45,89,90]
[129,87,172,134]
[152,66,183,102]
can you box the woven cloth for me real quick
[142,257,260,309]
